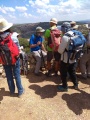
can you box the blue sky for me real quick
[0,0,90,24]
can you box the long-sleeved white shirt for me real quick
[58,35,76,63]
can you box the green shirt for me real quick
[44,29,53,51]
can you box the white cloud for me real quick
[20,12,32,17]
[26,4,29,7]
[1,0,90,23]
[0,7,6,14]
[28,0,90,22]
[8,14,16,19]
[0,6,15,14]
[29,0,50,8]
[15,6,27,12]
[0,15,4,18]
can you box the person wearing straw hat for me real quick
[70,21,79,30]
[29,26,47,76]
[44,18,61,76]
[0,18,24,97]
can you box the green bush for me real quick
[19,38,30,53]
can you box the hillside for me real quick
[11,21,90,38]
[12,22,50,38]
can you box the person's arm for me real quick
[41,43,47,52]
[58,36,69,54]
[44,29,50,41]
[30,44,38,48]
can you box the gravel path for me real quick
[0,73,90,120]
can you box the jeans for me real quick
[60,61,78,88]
[3,59,24,95]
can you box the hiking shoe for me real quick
[45,72,51,77]
[18,89,25,98]
[54,72,58,76]
[10,92,15,97]
[73,85,79,90]
[34,73,42,76]
[57,85,68,92]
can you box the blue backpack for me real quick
[65,30,86,61]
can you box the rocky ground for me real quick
[0,72,90,120]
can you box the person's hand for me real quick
[37,41,41,46]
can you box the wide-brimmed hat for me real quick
[0,18,13,32]
[36,26,45,33]
[70,21,76,25]
[70,21,78,29]
[12,32,19,37]
[50,18,58,24]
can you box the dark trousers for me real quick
[60,61,78,88]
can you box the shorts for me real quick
[54,51,61,61]
[47,51,53,61]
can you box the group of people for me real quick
[0,17,90,98]
[29,18,90,91]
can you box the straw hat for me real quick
[36,26,45,32]
[70,21,76,25]
[0,18,13,32]
[70,21,78,29]
[50,18,58,24]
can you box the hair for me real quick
[5,28,12,33]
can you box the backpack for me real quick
[65,30,86,61]
[0,34,19,65]
[48,29,61,51]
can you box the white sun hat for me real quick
[36,26,45,32]
[12,32,19,37]
[0,18,13,32]
[50,18,58,24]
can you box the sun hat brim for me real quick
[36,29,45,32]
[50,20,57,24]
[0,23,13,32]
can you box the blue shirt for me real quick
[29,34,43,52]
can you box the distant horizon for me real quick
[13,19,90,25]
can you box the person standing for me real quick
[80,27,90,79]
[0,18,24,97]
[58,22,79,91]
[44,18,61,76]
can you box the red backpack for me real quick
[0,34,19,65]
[49,29,62,51]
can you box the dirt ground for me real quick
[0,72,90,120]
